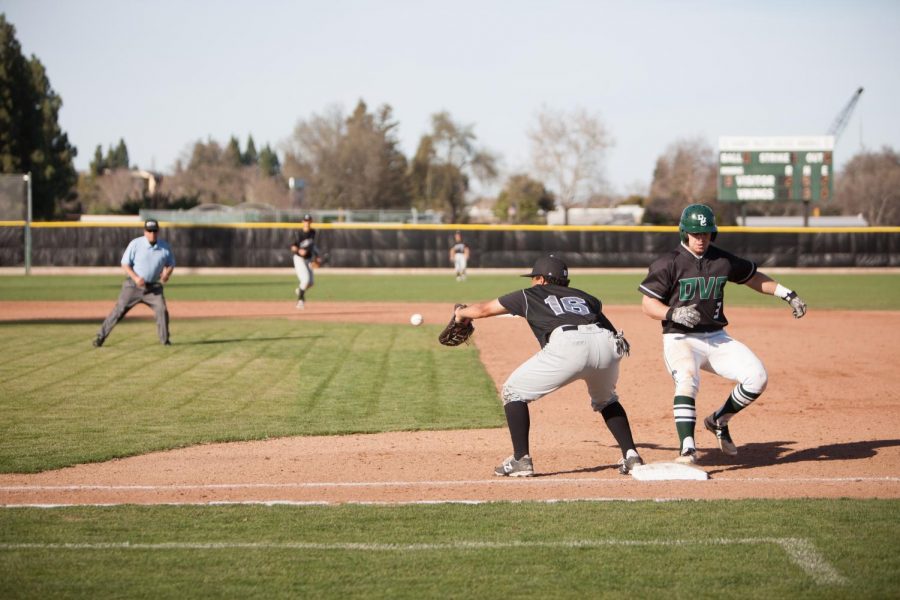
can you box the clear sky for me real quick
[4,0,899,195]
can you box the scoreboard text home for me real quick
[717,136,834,203]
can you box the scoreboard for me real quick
[717,136,834,202]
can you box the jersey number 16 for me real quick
[544,295,590,316]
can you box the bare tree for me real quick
[528,106,613,225]
[283,105,346,208]
[645,136,718,224]
[410,111,498,222]
[836,146,900,226]
[283,101,411,209]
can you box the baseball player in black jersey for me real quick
[449,230,470,281]
[639,204,808,464]
[454,255,642,477]
[290,213,320,309]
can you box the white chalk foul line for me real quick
[0,476,897,492]
[0,537,845,585]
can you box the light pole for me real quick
[24,172,32,275]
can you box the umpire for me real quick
[93,219,176,347]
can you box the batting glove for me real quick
[784,291,807,319]
[666,304,701,328]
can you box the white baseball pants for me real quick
[662,329,768,399]
[293,254,314,290]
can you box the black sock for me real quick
[299,289,306,301]
[504,401,530,459]
[600,401,637,457]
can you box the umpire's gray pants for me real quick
[502,324,622,412]
[97,279,170,344]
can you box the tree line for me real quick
[2,14,898,225]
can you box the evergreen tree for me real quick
[494,174,555,224]
[89,145,106,176]
[113,138,129,169]
[243,135,258,166]
[0,15,77,219]
[224,136,242,168]
[258,144,281,176]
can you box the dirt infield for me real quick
[2,300,898,505]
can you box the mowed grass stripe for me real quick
[0,537,844,585]
[0,319,499,473]
[1,500,894,598]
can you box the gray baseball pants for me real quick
[97,279,170,344]
[501,324,622,412]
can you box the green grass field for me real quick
[1,272,898,598]
[2,501,897,598]
[0,318,498,473]
[1,272,899,309]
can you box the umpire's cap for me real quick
[522,255,568,279]
[144,219,160,232]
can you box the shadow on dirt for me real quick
[703,439,900,473]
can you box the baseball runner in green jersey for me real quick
[638,204,808,464]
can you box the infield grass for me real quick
[1,500,897,599]
[0,318,499,473]
[1,272,899,309]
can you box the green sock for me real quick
[673,395,696,450]
[714,385,761,425]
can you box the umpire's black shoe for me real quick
[92,336,104,348]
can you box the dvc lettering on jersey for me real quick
[678,276,728,301]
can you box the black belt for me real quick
[561,323,598,332]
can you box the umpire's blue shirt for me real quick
[121,237,176,283]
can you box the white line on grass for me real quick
[1,476,897,492]
[0,538,845,585]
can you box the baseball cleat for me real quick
[704,414,738,456]
[92,336,104,348]
[618,453,644,475]
[494,454,534,477]
[675,447,697,465]
[295,300,305,310]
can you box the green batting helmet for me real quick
[679,204,718,243]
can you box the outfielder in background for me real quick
[449,230,470,281]
[93,219,176,347]
[453,255,642,477]
[638,204,808,464]
[290,213,320,309]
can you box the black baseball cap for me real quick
[522,255,568,279]
[144,219,160,232]
[303,213,313,222]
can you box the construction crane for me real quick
[828,86,864,141]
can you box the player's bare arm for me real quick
[641,295,670,321]
[745,272,808,318]
[456,299,507,322]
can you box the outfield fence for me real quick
[0,222,898,269]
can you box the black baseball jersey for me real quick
[452,242,467,254]
[498,283,616,347]
[291,229,318,258]
[639,244,756,334]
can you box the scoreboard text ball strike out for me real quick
[717,136,834,203]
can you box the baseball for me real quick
[410,313,424,326]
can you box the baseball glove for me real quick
[438,304,475,346]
